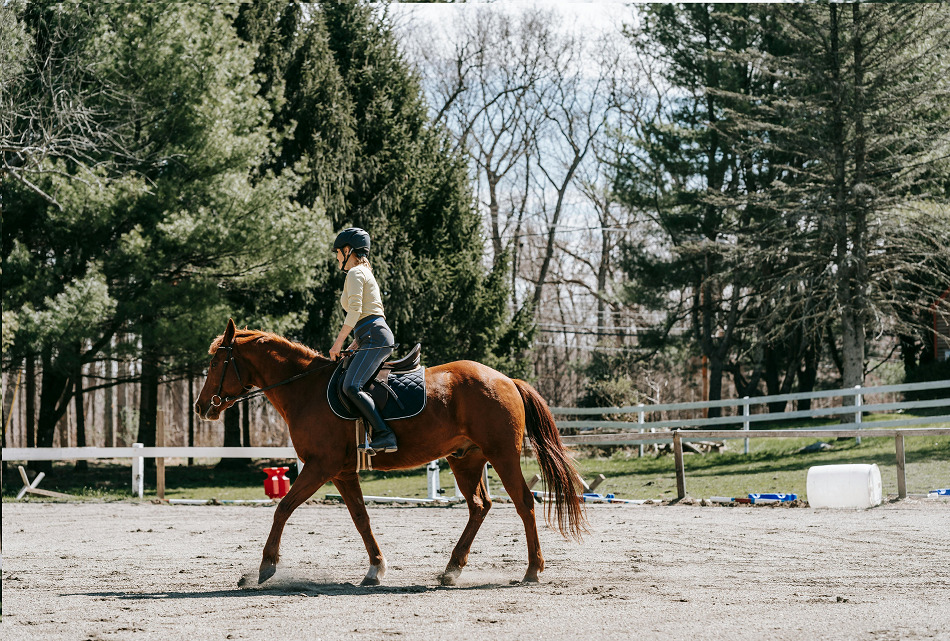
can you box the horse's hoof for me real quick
[258,563,277,585]
[360,576,380,587]
[439,571,459,587]
[522,573,540,584]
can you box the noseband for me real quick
[208,344,252,407]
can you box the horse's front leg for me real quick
[332,471,386,586]
[257,460,333,585]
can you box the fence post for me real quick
[895,433,906,499]
[482,463,491,499]
[638,403,645,457]
[673,431,686,499]
[854,385,863,445]
[131,443,144,498]
[427,460,441,500]
[156,409,166,500]
[743,396,750,455]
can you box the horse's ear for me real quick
[224,318,236,346]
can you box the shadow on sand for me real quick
[66,576,524,600]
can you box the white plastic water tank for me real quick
[806,464,883,509]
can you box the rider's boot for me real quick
[352,390,398,454]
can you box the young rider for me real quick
[329,228,398,454]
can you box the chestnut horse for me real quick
[194,319,586,587]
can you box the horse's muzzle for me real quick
[194,401,220,421]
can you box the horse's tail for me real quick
[512,378,588,541]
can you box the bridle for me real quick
[208,344,252,408]
[205,340,342,409]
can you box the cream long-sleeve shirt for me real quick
[341,264,385,328]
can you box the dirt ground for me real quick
[3,499,949,641]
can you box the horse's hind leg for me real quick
[440,451,491,586]
[486,452,544,582]
[257,461,332,585]
[332,471,386,586]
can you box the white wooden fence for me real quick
[549,379,950,448]
[4,379,948,499]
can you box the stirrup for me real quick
[367,435,398,454]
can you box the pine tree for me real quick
[747,3,950,390]
[614,4,789,412]
[2,3,328,459]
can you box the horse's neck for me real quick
[251,341,326,386]
[247,340,332,423]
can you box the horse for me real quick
[194,319,586,587]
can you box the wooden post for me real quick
[526,473,542,490]
[156,409,165,500]
[742,396,750,455]
[895,433,906,499]
[574,473,591,493]
[673,431,686,499]
[589,473,607,492]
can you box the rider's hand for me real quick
[329,343,343,361]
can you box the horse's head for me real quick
[194,318,252,421]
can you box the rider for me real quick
[329,228,398,454]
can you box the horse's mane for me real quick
[209,329,330,362]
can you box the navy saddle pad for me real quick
[327,362,426,421]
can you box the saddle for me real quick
[327,343,427,421]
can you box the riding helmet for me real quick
[333,227,371,256]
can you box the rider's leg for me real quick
[344,320,395,453]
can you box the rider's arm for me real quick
[330,324,354,360]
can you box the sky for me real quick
[388,0,632,34]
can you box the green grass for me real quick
[569,433,950,500]
[4,429,948,504]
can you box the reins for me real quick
[209,343,398,407]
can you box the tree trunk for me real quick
[188,375,195,466]
[116,337,130,446]
[241,398,253,465]
[137,343,160,468]
[36,347,72,473]
[597,223,610,338]
[487,170,503,264]
[707,352,725,420]
[217,404,246,469]
[2,364,20,443]
[74,353,88,471]
[764,345,783,412]
[104,354,114,448]
[829,3,868,396]
[797,340,821,411]
[26,354,35,448]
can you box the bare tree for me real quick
[419,8,558,266]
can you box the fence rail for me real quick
[4,380,948,502]
[549,379,950,415]
[1,447,297,461]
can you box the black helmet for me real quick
[333,227,371,256]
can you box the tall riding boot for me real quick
[352,390,398,453]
